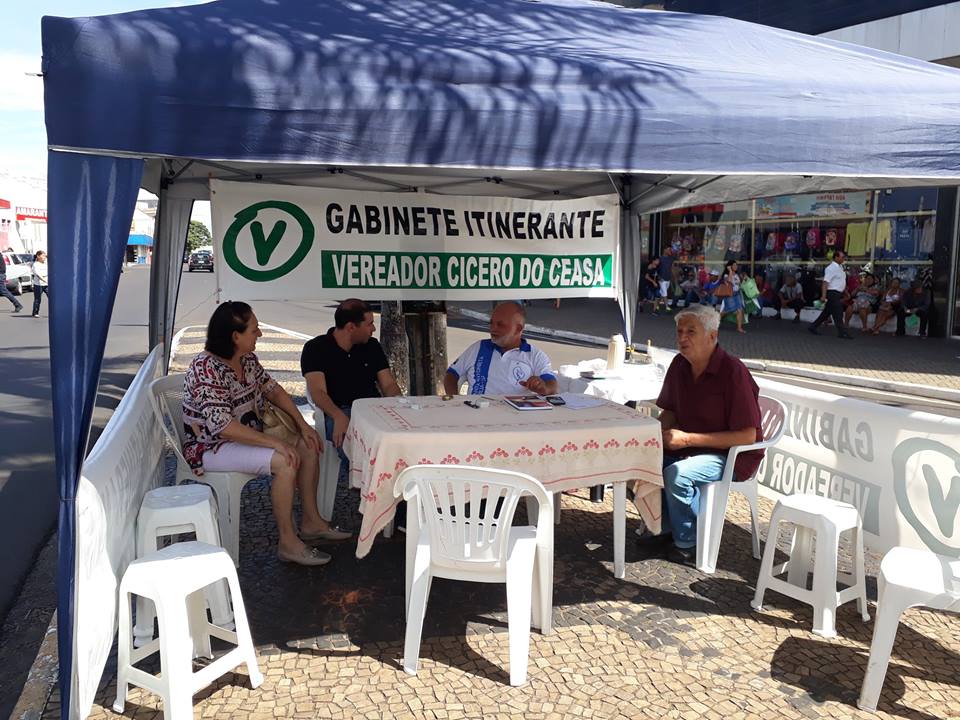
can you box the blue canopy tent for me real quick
[41,0,960,716]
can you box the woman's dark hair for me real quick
[205,301,253,358]
[34,251,45,261]
[724,259,738,272]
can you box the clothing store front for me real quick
[656,186,959,337]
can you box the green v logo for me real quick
[250,220,287,266]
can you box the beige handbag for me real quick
[261,402,300,446]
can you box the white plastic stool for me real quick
[114,541,263,719]
[751,494,870,637]
[134,484,234,648]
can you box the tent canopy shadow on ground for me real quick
[40,1,960,717]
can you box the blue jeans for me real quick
[661,453,727,549]
[323,406,351,479]
[32,285,49,316]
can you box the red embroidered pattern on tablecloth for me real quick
[584,439,599,449]
[514,446,533,457]
[491,448,508,459]
[465,451,484,462]
[538,444,556,456]
[380,405,413,430]
[350,429,369,455]
[394,459,408,473]
[376,472,392,488]
[440,454,460,465]
[560,442,578,452]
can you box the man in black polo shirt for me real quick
[301,299,402,465]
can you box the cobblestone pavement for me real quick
[453,299,960,391]
[41,329,959,720]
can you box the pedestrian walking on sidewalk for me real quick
[30,250,49,318]
[808,250,853,339]
[0,259,24,313]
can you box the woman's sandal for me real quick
[301,527,353,542]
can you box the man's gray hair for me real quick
[674,303,720,333]
[497,301,526,321]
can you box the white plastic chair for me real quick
[696,395,787,574]
[133,484,234,648]
[858,547,960,712]
[395,465,554,686]
[304,388,344,524]
[114,541,262,719]
[150,374,258,567]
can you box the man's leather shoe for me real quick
[667,546,696,567]
[635,531,672,547]
[635,532,673,556]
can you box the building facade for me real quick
[642,1,960,337]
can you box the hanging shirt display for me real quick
[845,222,870,257]
[919,219,935,255]
[804,228,821,252]
[713,225,728,252]
[764,231,783,256]
[823,227,845,253]
[784,231,801,256]
[894,218,917,258]
[728,224,743,253]
[873,219,893,256]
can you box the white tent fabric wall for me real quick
[149,193,194,366]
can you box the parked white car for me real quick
[2,252,34,295]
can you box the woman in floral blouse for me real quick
[183,301,349,566]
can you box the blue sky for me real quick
[0,2,209,178]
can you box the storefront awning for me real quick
[127,233,152,246]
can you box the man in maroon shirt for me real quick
[641,304,763,565]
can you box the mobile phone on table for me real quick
[544,395,566,406]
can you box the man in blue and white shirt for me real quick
[444,302,558,396]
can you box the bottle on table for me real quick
[606,334,625,371]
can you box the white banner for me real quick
[211,180,620,301]
[73,347,164,719]
[753,378,960,559]
[561,350,960,559]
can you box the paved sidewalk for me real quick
[37,328,959,720]
[452,299,960,392]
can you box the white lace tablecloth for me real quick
[345,395,664,560]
